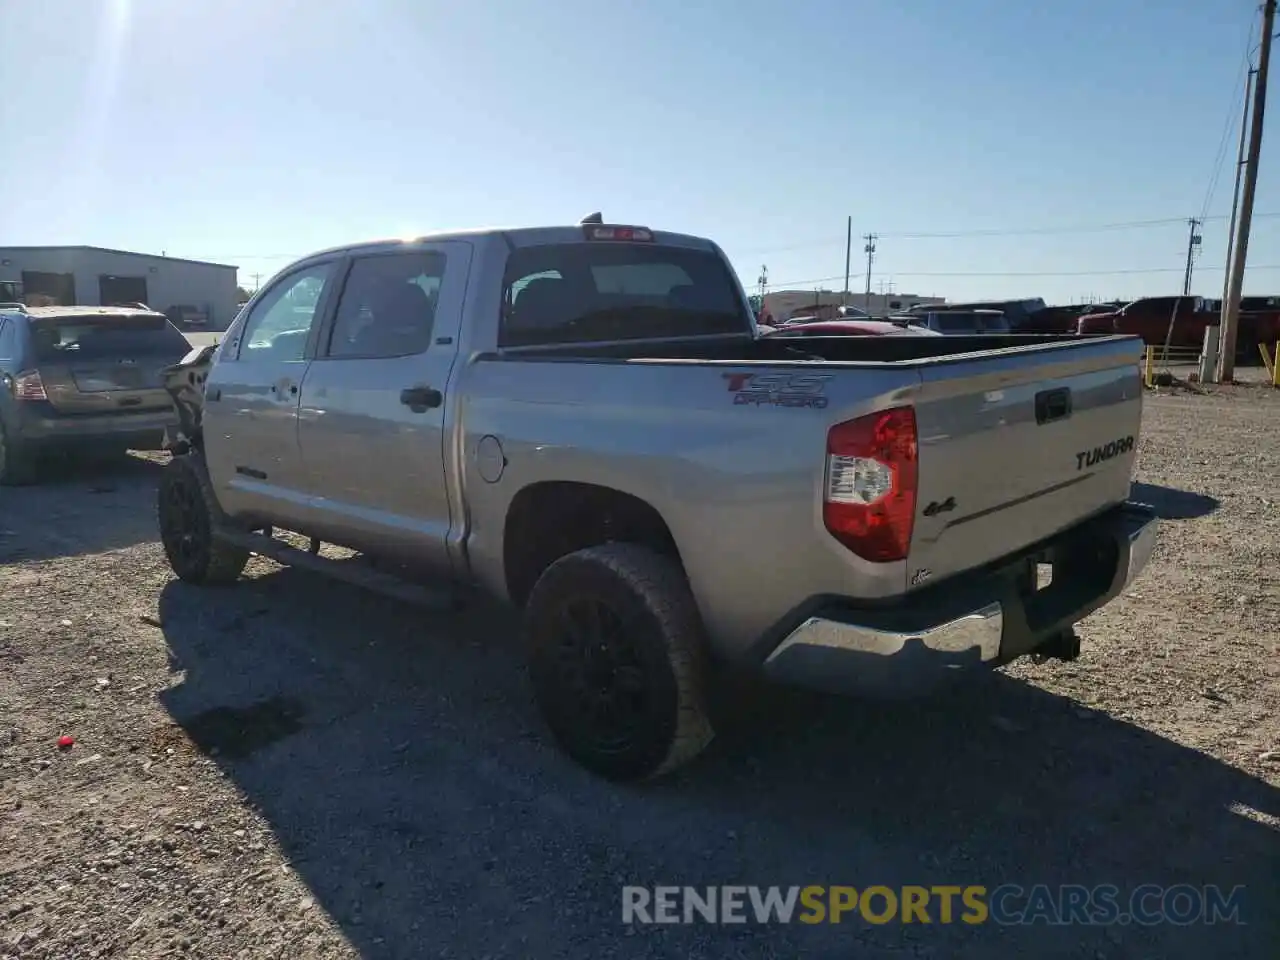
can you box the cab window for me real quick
[237,264,334,362]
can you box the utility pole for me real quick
[756,264,768,301]
[1221,67,1257,312]
[1219,0,1276,382]
[863,233,877,303]
[1182,218,1203,296]
[843,216,852,304]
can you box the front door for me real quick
[296,242,469,574]
[203,259,339,525]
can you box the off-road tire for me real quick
[524,543,714,781]
[0,420,38,486]
[157,454,249,585]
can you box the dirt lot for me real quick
[2,387,1279,959]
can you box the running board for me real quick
[214,529,460,612]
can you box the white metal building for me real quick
[762,289,946,323]
[0,246,239,329]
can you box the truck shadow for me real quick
[157,571,1278,960]
[0,453,164,562]
[1130,481,1220,520]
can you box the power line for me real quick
[1200,13,1259,221]
[761,262,1280,289]
[877,211,1280,240]
[189,209,1280,266]
[879,216,1192,240]
[725,210,1280,259]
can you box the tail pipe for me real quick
[1032,627,1081,663]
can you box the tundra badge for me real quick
[1075,435,1135,471]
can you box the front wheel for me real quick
[157,455,249,585]
[524,543,714,781]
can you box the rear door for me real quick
[908,336,1144,587]
[203,260,340,523]
[295,243,469,572]
[27,313,190,415]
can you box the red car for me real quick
[765,319,944,337]
[1075,295,1280,360]
[1076,296,1213,348]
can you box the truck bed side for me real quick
[453,335,1143,660]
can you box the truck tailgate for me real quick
[908,336,1143,589]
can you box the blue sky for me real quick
[1,0,1276,304]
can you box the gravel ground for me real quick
[2,387,1279,959]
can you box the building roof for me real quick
[0,245,237,270]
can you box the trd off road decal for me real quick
[723,372,833,409]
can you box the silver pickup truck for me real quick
[157,216,1157,781]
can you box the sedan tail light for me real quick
[13,369,47,401]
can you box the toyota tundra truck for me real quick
[156,215,1158,782]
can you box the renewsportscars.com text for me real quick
[621,884,1246,926]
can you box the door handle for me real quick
[400,386,443,411]
[1035,387,1072,424]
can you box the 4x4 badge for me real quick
[923,496,956,517]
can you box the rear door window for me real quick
[500,243,748,346]
[326,251,446,359]
[30,315,190,363]
[934,313,977,333]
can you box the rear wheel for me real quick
[524,543,714,781]
[0,421,37,486]
[157,454,249,584]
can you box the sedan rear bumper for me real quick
[760,503,1158,696]
[12,401,176,451]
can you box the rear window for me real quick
[934,313,977,332]
[31,315,190,363]
[500,243,749,347]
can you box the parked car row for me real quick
[1074,295,1280,359]
[757,293,1280,360]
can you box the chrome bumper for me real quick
[1120,507,1159,593]
[764,508,1159,680]
[766,603,1005,666]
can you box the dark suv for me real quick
[906,298,1044,331]
[0,305,189,483]
[901,309,1010,335]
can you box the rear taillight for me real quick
[13,370,47,401]
[823,407,918,562]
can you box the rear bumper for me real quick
[10,401,176,451]
[760,503,1158,696]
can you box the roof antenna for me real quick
[580,212,604,225]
